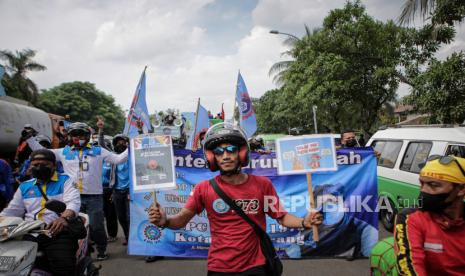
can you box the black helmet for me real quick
[35,135,52,148]
[67,122,91,137]
[203,123,249,171]
[112,134,129,148]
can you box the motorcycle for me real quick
[0,200,100,275]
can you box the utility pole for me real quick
[312,105,318,134]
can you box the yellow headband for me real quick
[420,156,465,184]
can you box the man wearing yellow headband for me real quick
[394,155,465,275]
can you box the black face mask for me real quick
[31,165,54,181]
[115,145,127,153]
[418,191,453,212]
[345,139,357,148]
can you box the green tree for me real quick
[263,1,451,136]
[278,2,405,135]
[37,81,125,135]
[399,0,465,26]
[269,25,319,86]
[255,89,286,133]
[0,49,46,104]
[404,52,465,124]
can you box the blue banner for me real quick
[129,148,378,258]
[236,73,257,138]
[124,69,152,138]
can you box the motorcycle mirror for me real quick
[45,200,67,214]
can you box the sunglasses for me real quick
[427,155,465,177]
[213,145,238,156]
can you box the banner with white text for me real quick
[128,148,378,258]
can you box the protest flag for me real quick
[123,67,152,138]
[189,98,210,151]
[235,72,257,138]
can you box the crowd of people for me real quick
[0,117,131,274]
[0,116,464,275]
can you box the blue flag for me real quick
[124,69,152,138]
[182,112,196,150]
[236,72,257,138]
[0,65,6,97]
[189,102,210,151]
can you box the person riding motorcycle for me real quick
[24,121,128,260]
[0,149,82,275]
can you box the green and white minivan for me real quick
[367,125,465,231]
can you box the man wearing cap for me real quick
[394,155,465,275]
[0,149,81,275]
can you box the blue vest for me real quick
[20,173,69,199]
[62,145,102,160]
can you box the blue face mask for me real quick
[323,202,345,225]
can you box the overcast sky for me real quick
[1,0,464,118]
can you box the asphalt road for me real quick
[97,223,391,276]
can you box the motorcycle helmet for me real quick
[67,122,91,137]
[203,123,249,172]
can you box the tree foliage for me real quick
[405,52,465,124]
[0,49,46,104]
[262,1,455,135]
[399,0,465,26]
[37,81,125,135]
[269,2,405,135]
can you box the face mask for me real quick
[32,165,53,180]
[418,191,452,212]
[345,139,357,148]
[72,137,87,147]
[115,145,127,153]
[323,202,345,225]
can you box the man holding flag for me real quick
[236,72,257,138]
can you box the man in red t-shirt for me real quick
[394,155,465,275]
[149,123,322,275]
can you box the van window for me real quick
[445,144,465,158]
[400,142,432,173]
[372,140,403,168]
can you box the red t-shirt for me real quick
[185,174,287,273]
[394,208,465,276]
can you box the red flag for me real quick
[221,103,225,121]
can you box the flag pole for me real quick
[125,66,148,136]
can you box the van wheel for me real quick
[379,198,397,232]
